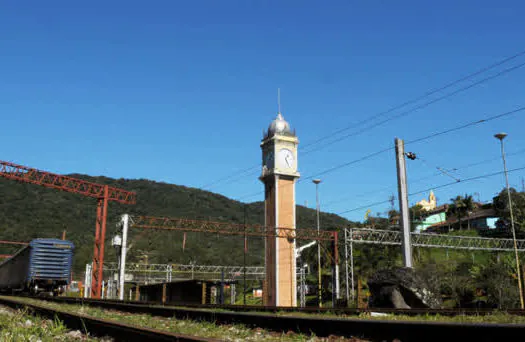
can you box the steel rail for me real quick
[24,296,525,342]
[57,296,525,317]
[0,296,218,342]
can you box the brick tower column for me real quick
[260,112,300,307]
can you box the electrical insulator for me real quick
[405,152,417,160]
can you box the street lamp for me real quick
[111,234,122,299]
[494,132,524,309]
[313,179,322,308]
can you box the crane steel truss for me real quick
[345,228,525,251]
[0,240,28,246]
[131,216,335,240]
[0,160,136,298]
[0,161,135,203]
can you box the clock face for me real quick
[278,149,295,169]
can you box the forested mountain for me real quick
[0,175,358,275]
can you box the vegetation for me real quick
[3,171,525,310]
[0,305,94,341]
[14,297,365,341]
[0,175,358,276]
[493,188,525,231]
[446,194,475,230]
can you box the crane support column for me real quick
[92,185,109,298]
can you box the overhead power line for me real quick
[301,48,525,151]
[416,156,461,182]
[201,49,525,191]
[323,147,525,209]
[201,165,259,190]
[337,165,525,215]
[237,105,525,201]
[302,60,525,155]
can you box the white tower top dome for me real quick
[265,113,295,138]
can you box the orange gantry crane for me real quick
[0,240,28,259]
[0,160,136,298]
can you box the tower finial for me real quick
[277,88,281,114]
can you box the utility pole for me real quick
[395,138,413,268]
[118,214,129,301]
[313,179,323,307]
[331,232,339,307]
[220,268,225,305]
[243,204,247,306]
[495,133,524,309]
[345,228,353,306]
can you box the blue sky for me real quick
[1,1,525,223]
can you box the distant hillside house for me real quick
[427,205,499,232]
[414,192,500,233]
[414,191,447,232]
[414,205,448,232]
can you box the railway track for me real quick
[151,302,525,317]
[46,295,525,317]
[18,295,525,341]
[0,296,219,342]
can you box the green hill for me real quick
[0,175,357,275]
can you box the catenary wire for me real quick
[302,60,525,155]
[237,105,525,201]
[337,165,525,215]
[200,49,525,190]
[215,62,525,193]
[322,147,525,209]
[301,49,525,151]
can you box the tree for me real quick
[447,195,475,230]
[470,254,520,309]
[493,188,525,232]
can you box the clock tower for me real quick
[260,111,300,307]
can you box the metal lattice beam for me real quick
[102,262,266,284]
[0,160,136,204]
[0,240,28,246]
[345,228,525,252]
[104,262,265,274]
[131,216,335,241]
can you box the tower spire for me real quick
[277,88,281,115]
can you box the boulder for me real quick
[368,267,442,309]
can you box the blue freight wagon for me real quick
[0,239,74,295]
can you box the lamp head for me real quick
[312,179,322,185]
[494,132,508,141]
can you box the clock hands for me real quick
[285,153,292,167]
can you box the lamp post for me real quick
[313,179,322,307]
[111,234,122,300]
[494,132,524,309]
